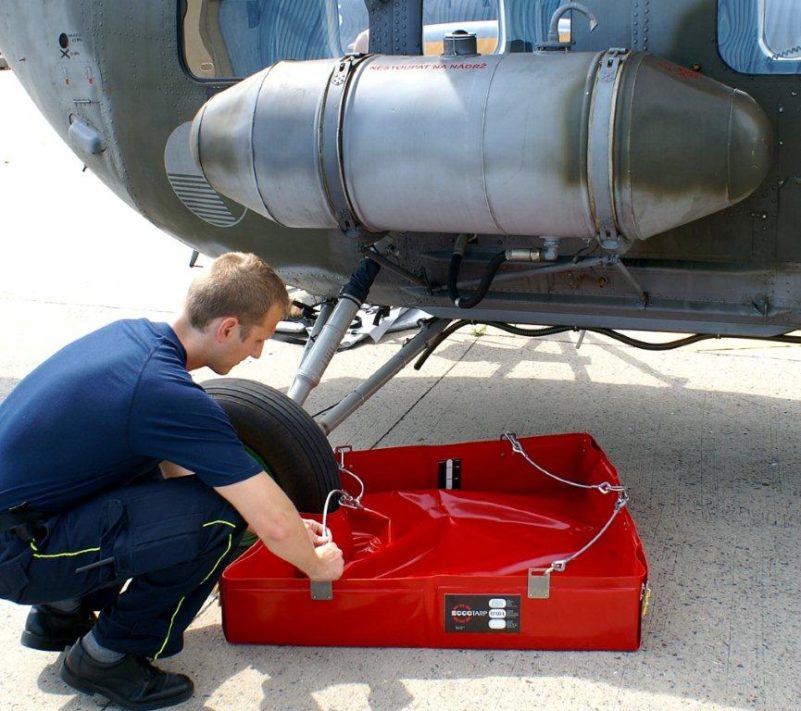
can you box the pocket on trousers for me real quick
[114,511,205,579]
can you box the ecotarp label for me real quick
[445,595,521,633]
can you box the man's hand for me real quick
[303,520,344,580]
[216,473,345,582]
[303,518,330,545]
[310,541,345,582]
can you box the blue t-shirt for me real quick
[0,319,262,513]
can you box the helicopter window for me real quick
[181,0,368,80]
[762,0,801,59]
[718,0,801,74]
[422,0,500,55]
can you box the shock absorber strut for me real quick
[288,257,381,406]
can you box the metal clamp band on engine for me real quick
[588,48,629,252]
[319,54,371,236]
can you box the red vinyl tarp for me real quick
[221,433,648,650]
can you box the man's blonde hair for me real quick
[185,253,289,337]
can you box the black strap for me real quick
[0,504,46,541]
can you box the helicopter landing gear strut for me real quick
[286,257,450,434]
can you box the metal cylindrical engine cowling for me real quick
[344,53,598,238]
[192,51,772,241]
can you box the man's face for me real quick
[210,303,284,375]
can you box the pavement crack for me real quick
[370,339,477,449]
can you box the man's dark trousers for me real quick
[0,476,246,659]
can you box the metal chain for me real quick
[501,431,628,575]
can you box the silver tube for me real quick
[431,256,609,294]
[548,2,599,42]
[299,300,335,369]
[287,296,360,405]
[317,319,450,434]
[505,249,543,262]
[614,260,648,305]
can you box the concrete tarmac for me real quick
[1,70,800,711]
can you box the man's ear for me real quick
[215,316,240,342]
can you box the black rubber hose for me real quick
[486,323,573,338]
[446,254,464,304]
[414,320,471,370]
[414,322,574,371]
[342,257,381,302]
[490,323,713,350]
[448,251,507,309]
[591,329,713,351]
[414,319,801,372]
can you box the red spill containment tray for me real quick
[221,432,648,650]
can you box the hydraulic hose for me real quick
[413,321,801,375]
[414,321,572,370]
[448,250,508,309]
[342,257,381,302]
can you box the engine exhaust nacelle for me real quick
[190,50,772,246]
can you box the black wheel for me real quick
[202,378,340,512]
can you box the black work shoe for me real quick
[21,605,96,651]
[60,641,194,711]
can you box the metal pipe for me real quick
[614,260,648,306]
[505,249,544,262]
[433,256,609,294]
[299,300,335,369]
[317,319,451,434]
[364,248,430,290]
[287,297,361,405]
[548,3,599,43]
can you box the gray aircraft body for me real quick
[1,0,799,507]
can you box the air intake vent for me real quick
[164,122,247,228]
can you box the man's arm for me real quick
[215,472,344,582]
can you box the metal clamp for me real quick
[588,48,630,253]
[528,568,552,599]
[334,445,353,469]
[319,54,371,236]
[310,581,334,601]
